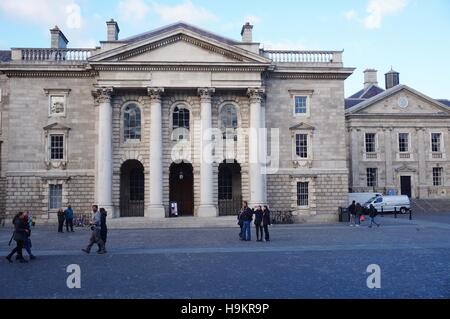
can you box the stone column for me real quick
[93,87,114,217]
[248,88,265,207]
[384,128,394,189]
[197,88,217,217]
[147,88,165,218]
[350,128,360,189]
[417,127,426,198]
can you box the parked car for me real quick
[348,192,382,206]
[363,195,410,214]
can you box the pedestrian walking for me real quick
[23,211,36,260]
[64,205,74,232]
[254,205,263,242]
[241,201,253,241]
[348,200,356,226]
[237,208,244,240]
[5,212,29,263]
[368,204,380,228]
[98,208,108,253]
[82,205,106,254]
[355,203,363,227]
[57,208,65,233]
[262,205,271,242]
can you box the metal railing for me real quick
[120,200,145,217]
[218,197,242,216]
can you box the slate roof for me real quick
[0,50,11,62]
[437,99,450,107]
[121,22,241,46]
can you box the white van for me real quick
[348,192,382,206]
[363,195,410,214]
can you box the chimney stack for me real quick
[241,22,253,42]
[363,69,378,89]
[106,19,120,41]
[50,26,68,49]
[385,68,400,90]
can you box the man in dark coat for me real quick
[57,208,65,233]
[241,201,253,241]
[64,205,74,232]
[348,200,356,226]
[254,205,263,242]
[262,205,271,242]
[6,212,28,263]
[368,204,380,228]
[98,208,108,252]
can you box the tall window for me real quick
[398,133,409,152]
[123,104,141,141]
[220,104,238,140]
[50,135,64,160]
[297,182,309,207]
[431,133,442,152]
[367,168,378,187]
[433,167,443,186]
[365,133,376,153]
[294,96,307,114]
[218,167,232,200]
[172,106,190,130]
[49,184,62,210]
[295,134,308,158]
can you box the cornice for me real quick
[266,71,352,80]
[3,70,97,78]
[91,64,268,72]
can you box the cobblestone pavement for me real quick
[0,215,449,299]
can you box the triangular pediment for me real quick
[346,85,450,116]
[43,122,71,131]
[89,23,271,64]
[289,122,315,131]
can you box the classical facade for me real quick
[0,21,353,223]
[346,69,450,199]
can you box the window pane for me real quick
[124,104,141,141]
[433,167,443,186]
[50,135,64,160]
[218,167,232,200]
[173,106,190,130]
[399,133,409,152]
[296,134,308,158]
[295,96,307,114]
[220,104,238,140]
[365,133,376,153]
[431,133,441,152]
[49,184,62,209]
[366,168,377,187]
[297,182,309,206]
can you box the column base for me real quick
[146,205,166,219]
[197,205,218,218]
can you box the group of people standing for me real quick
[57,205,75,233]
[347,201,380,228]
[5,211,36,263]
[237,201,271,242]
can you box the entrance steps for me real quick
[411,199,450,214]
[107,216,238,229]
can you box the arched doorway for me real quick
[218,161,242,216]
[120,160,144,217]
[169,162,194,216]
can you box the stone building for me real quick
[0,21,353,223]
[346,69,450,199]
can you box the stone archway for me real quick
[120,160,145,217]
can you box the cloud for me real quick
[364,0,408,29]
[345,0,408,29]
[0,0,83,30]
[118,0,150,23]
[152,0,217,24]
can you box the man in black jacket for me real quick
[262,205,271,242]
[241,201,253,241]
[368,204,380,228]
[254,205,263,242]
[348,200,356,226]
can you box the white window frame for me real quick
[296,181,310,209]
[366,167,378,187]
[48,184,63,210]
[289,90,314,118]
[398,132,410,153]
[44,124,70,170]
[430,132,443,153]
[121,101,143,145]
[364,132,377,153]
[291,129,314,166]
[44,89,70,118]
[432,167,443,186]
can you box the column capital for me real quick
[247,87,265,103]
[198,87,215,101]
[147,87,165,101]
[92,87,114,104]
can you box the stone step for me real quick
[107,216,238,229]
